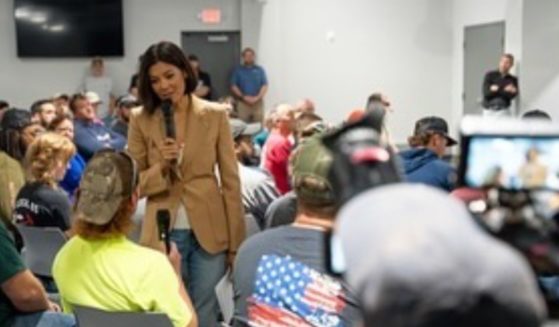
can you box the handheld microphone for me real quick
[156,209,171,254]
[161,99,176,139]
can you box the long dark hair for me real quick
[0,108,33,162]
[138,41,198,115]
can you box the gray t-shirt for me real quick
[232,225,361,326]
[239,163,279,231]
[263,191,297,229]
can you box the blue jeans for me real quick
[170,229,226,327]
[12,311,75,327]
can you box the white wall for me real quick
[0,0,240,109]
[521,0,559,118]
[450,0,523,132]
[243,0,454,144]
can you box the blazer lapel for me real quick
[149,109,167,149]
[181,96,209,169]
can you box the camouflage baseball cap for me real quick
[290,135,335,205]
[76,149,138,225]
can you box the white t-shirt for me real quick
[84,76,113,118]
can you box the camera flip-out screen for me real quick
[459,116,559,191]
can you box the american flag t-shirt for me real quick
[247,254,347,327]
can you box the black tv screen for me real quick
[14,0,124,57]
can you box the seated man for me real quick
[233,136,362,326]
[111,95,138,138]
[264,115,328,229]
[399,116,457,191]
[0,219,75,327]
[230,119,279,233]
[69,93,125,162]
[30,99,57,128]
[53,150,197,327]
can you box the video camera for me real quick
[458,116,559,274]
[322,109,402,208]
[321,109,402,276]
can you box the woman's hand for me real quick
[167,242,182,275]
[159,138,180,171]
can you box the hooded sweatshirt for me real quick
[399,148,456,191]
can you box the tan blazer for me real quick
[128,95,245,255]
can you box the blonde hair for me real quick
[25,132,76,187]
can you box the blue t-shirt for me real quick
[73,119,126,162]
[231,65,268,96]
[60,153,86,200]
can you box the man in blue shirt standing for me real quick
[230,48,268,123]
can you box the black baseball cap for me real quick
[414,116,457,147]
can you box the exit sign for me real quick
[200,8,221,24]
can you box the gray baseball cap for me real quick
[229,118,261,139]
[335,184,545,326]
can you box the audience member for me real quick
[522,109,552,121]
[111,95,138,138]
[82,57,114,120]
[85,91,111,125]
[366,92,392,112]
[0,109,45,163]
[30,99,56,128]
[263,192,297,230]
[0,100,9,111]
[294,98,315,118]
[233,135,361,326]
[128,73,139,98]
[253,108,276,155]
[48,114,86,199]
[70,93,125,162]
[129,41,244,327]
[53,150,197,327]
[262,104,295,194]
[400,116,457,191]
[188,54,213,100]
[0,149,25,237]
[335,184,545,327]
[52,93,70,116]
[482,53,519,117]
[230,48,268,123]
[230,119,279,233]
[366,92,397,151]
[13,133,74,233]
[264,116,328,229]
[294,112,322,144]
[0,220,75,327]
[0,109,42,244]
[127,55,143,99]
[0,100,9,122]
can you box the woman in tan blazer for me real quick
[128,41,245,326]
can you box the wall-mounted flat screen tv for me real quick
[14,0,124,57]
